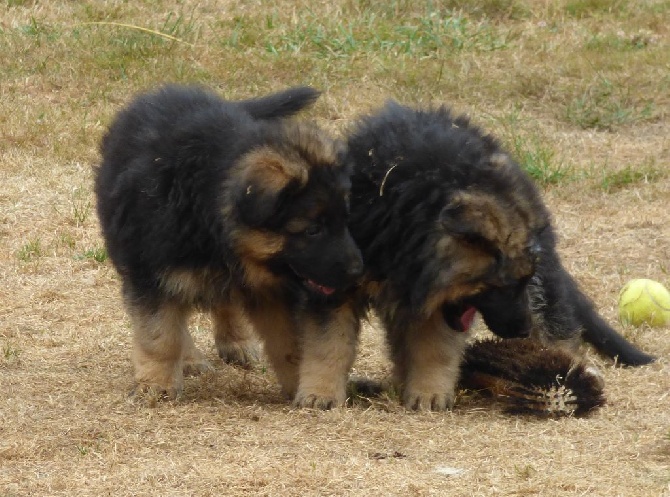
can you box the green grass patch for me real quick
[19,16,52,39]
[510,134,569,186]
[17,239,42,262]
[71,188,92,227]
[440,0,531,19]
[66,11,201,84]
[496,110,571,186]
[565,77,654,131]
[584,32,656,51]
[2,343,21,364]
[226,9,513,59]
[59,232,77,250]
[76,444,91,456]
[565,0,629,18]
[599,160,666,193]
[77,247,108,263]
[74,7,200,47]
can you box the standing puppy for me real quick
[344,101,653,411]
[96,85,363,408]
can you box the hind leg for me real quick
[126,298,191,399]
[389,311,469,411]
[245,302,300,399]
[212,302,260,368]
[294,302,360,409]
[182,330,214,377]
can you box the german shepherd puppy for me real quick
[344,101,653,410]
[95,85,363,408]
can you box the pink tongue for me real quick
[308,280,336,296]
[459,306,477,332]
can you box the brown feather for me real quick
[460,338,606,416]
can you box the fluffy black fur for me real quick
[95,84,363,407]
[347,104,548,338]
[343,101,653,410]
[96,85,360,301]
[344,102,551,410]
[346,101,654,365]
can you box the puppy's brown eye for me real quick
[304,224,323,237]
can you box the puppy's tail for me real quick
[460,338,606,417]
[564,274,656,366]
[239,86,321,120]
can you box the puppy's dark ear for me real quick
[439,196,486,240]
[234,147,308,227]
[439,201,472,236]
[439,193,499,243]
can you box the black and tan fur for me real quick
[343,101,653,411]
[95,85,363,408]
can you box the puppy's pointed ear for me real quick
[234,147,308,227]
[439,193,498,242]
[439,201,472,236]
[440,198,482,239]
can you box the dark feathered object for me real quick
[460,338,606,417]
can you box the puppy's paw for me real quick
[132,359,184,403]
[183,357,214,377]
[217,340,260,368]
[131,383,183,404]
[403,390,455,411]
[293,391,345,410]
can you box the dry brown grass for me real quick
[1,1,669,495]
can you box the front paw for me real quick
[131,382,183,403]
[132,358,184,402]
[403,389,455,411]
[293,390,345,410]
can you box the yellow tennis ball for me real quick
[618,278,670,327]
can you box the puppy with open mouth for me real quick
[343,101,652,410]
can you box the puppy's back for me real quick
[99,86,241,172]
[94,86,255,291]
